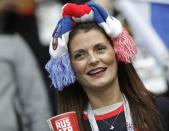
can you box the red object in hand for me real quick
[47,111,80,131]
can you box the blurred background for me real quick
[0,0,169,130]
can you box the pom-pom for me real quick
[112,29,137,63]
[45,53,76,91]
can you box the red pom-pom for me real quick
[112,29,137,63]
[62,3,91,18]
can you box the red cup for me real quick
[47,111,80,131]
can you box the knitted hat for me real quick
[45,1,137,91]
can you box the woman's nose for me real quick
[88,53,99,66]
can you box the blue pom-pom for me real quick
[45,53,76,91]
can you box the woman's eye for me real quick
[96,46,106,53]
[74,53,86,60]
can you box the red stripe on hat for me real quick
[62,3,91,18]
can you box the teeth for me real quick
[87,67,106,75]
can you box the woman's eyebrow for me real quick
[72,49,86,54]
[94,43,105,48]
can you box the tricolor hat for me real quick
[45,1,137,91]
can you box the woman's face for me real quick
[69,29,118,91]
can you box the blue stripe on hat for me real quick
[52,17,73,38]
[87,1,108,23]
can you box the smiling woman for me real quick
[69,23,117,92]
[45,1,169,131]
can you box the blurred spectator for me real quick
[0,0,57,114]
[0,0,40,52]
[0,34,51,131]
[0,0,49,81]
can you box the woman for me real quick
[46,2,169,131]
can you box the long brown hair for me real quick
[56,22,164,131]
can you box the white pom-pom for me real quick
[106,16,123,37]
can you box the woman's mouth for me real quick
[87,67,107,77]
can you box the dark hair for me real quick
[56,22,164,131]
